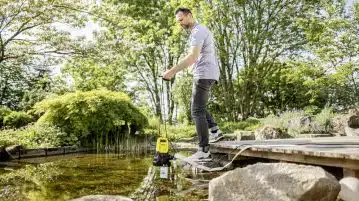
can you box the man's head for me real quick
[175,7,194,30]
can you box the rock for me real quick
[5,145,21,155]
[286,116,313,135]
[71,195,133,201]
[339,177,359,201]
[254,126,291,140]
[345,108,359,136]
[348,115,359,129]
[332,114,347,136]
[345,126,359,137]
[236,131,255,141]
[332,109,359,136]
[209,163,340,201]
[0,147,11,162]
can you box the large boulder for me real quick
[209,163,340,201]
[0,146,11,162]
[5,145,21,155]
[345,112,359,136]
[333,109,359,136]
[71,195,133,201]
[332,114,347,136]
[254,126,291,140]
[339,177,359,201]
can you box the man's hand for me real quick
[162,69,175,80]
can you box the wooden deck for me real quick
[210,136,359,178]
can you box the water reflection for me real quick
[0,152,219,201]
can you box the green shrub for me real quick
[0,129,21,147]
[220,119,262,133]
[260,110,305,129]
[0,124,78,148]
[144,123,196,140]
[3,111,33,128]
[313,107,334,132]
[304,105,320,115]
[259,109,335,135]
[144,118,261,141]
[34,89,148,139]
[22,123,78,148]
[0,107,11,128]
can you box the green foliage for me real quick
[172,72,193,124]
[0,163,65,201]
[23,123,78,148]
[62,58,126,92]
[0,0,358,130]
[260,110,305,129]
[144,116,194,140]
[304,105,321,115]
[0,128,20,147]
[144,123,196,141]
[3,111,32,128]
[0,1,90,109]
[0,106,11,128]
[34,89,148,141]
[220,119,262,133]
[313,107,334,132]
[0,123,76,148]
[259,108,336,135]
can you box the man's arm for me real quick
[162,46,200,80]
[171,46,200,73]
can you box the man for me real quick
[162,7,223,160]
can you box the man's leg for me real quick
[207,111,224,143]
[191,79,215,153]
[206,111,218,130]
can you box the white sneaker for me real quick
[187,149,210,161]
[209,130,224,143]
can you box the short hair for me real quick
[175,7,192,15]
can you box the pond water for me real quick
[0,153,221,201]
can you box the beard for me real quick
[181,24,190,30]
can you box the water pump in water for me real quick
[152,137,174,167]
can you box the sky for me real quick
[347,0,357,7]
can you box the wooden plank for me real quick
[211,137,359,162]
[210,146,359,170]
[214,136,359,147]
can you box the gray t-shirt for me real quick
[189,23,220,81]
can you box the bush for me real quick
[34,89,148,140]
[0,107,11,128]
[219,119,262,133]
[313,107,334,133]
[0,124,78,148]
[22,123,78,148]
[0,129,21,147]
[3,111,33,128]
[144,121,196,141]
[260,110,305,129]
[259,108,335,135]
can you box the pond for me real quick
[0,152,221,201]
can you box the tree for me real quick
[92,0,186,123]
[302,0,359,110]
[0,0,91,109]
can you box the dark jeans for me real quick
[191,79,218,148]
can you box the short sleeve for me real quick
[189,27,205,48]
